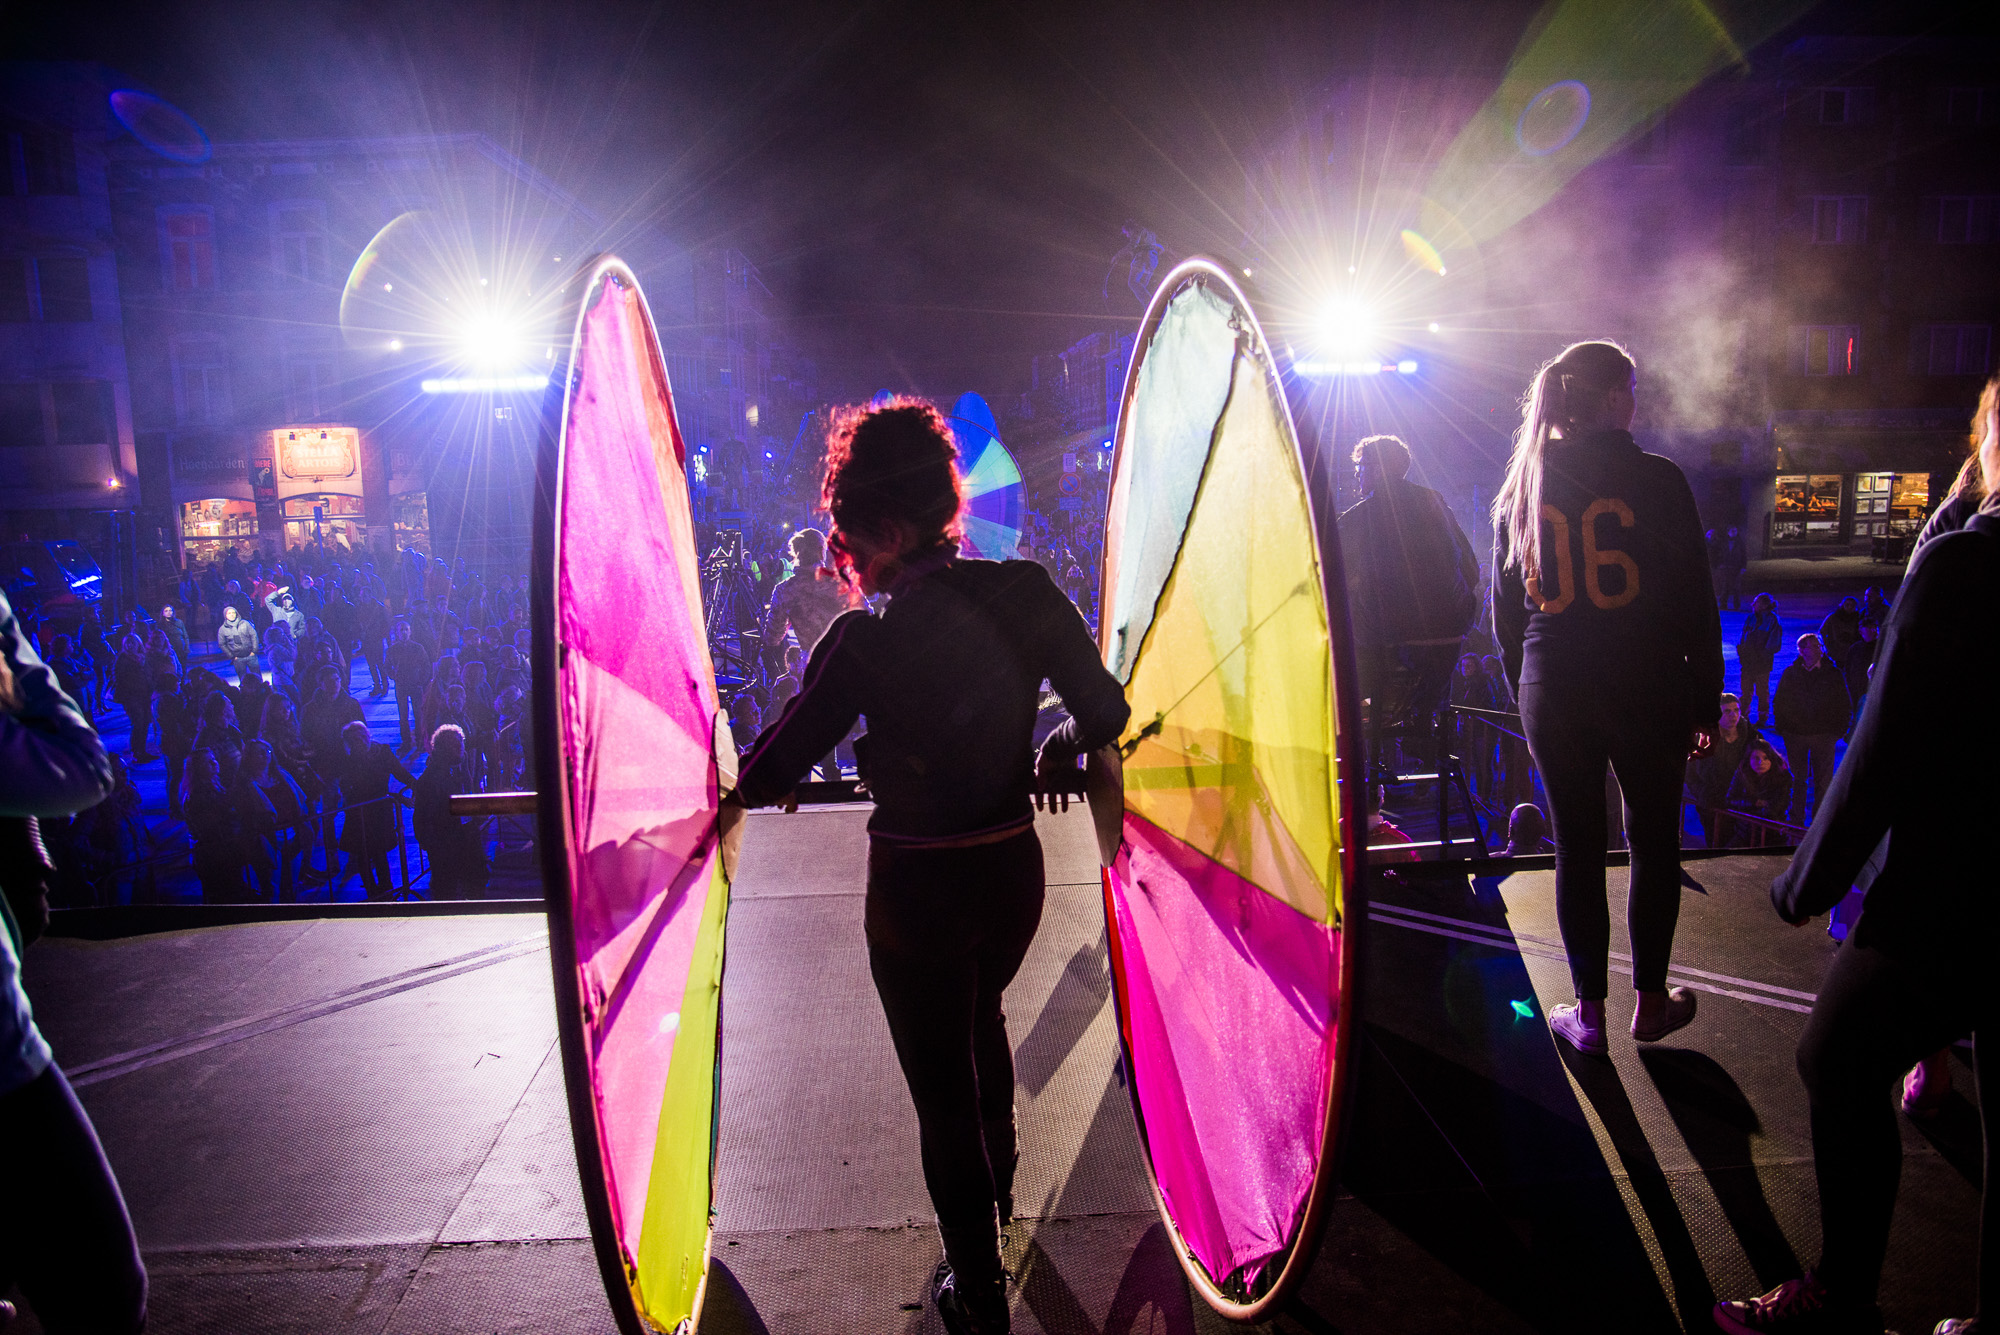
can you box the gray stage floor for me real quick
[9,808,1981,1334]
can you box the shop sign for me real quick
[172,436,249,484]
[276,427,358,480]
[250,456,276,500]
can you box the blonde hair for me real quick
[1966,374,1999,512]
[1492,341,1637,576]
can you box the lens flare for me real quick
[109,90,211,164]
[1399,229,1447,276]
[1515,80,1592,157]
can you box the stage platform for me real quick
[9,806,1981,1334]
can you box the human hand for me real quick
[1034,742,1077,812]
[1688,730,1713,759]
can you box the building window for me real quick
[158,207,217,291]
[1944,86,1999,126]
[1914,324,1993,376]
[270,200,328,285]
[0,384,45,447]
[35,257,92,322]
[50,381,113,446]
[1810,196,1867,244]
[0,121,78,196]
[1925,195,2000,244]
[1793,325,1861,376]
[171,337,231,426]
[1816,87,1874,125]
[283,337,339,419]
[0,259,28,323]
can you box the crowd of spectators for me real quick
[17,541,535,904]
[1445,582,1895,852]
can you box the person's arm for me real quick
[1491,527,1529,696]
[1770,541,1959,922]
[0,592,113,818]
[1661,466,1725,729]
[1034,569,1131,764]
[734,612,867,807]
[386,747,416,788]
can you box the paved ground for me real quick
[6,804,1980,1333]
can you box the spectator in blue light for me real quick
[1737,592,1783,725]
[1772,633,1849,827]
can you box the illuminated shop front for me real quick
[393,491,431,551]
[179,498,261,565]
[281,493,366,553]
[1771,471,1931,548]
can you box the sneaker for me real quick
[1549,1002,1607,1056]
[0,1297,14,1328]
[1934,1320,1979,1334]
[932,1258,1008,1335]
[1713,1275,1889,1334]
[1900,1054,1952,1121]
[1633,986,1699,1043]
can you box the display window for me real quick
[180,498,260,565]
[1773,474,1848,544]
[393,492,430,549]
[281,493,367,554]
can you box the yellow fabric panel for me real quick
[1121,350,1341,925]
[632,854,728,1331]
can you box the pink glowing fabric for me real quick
[1108,814,1336,1280]
[549,262,727,1330]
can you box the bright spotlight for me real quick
[387,339,403,352]
[457,310,527,370]
[1428,322,1440,333]
[1317,296,1377,356]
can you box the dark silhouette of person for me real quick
[1772,633,1849,827]
[1737,592,1783,724]
[1339,433,1479,751]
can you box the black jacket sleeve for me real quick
[1659,464,1726,729]
[1035,575,1130,762]
[734,610,868,806]
[1769,539,1958,923]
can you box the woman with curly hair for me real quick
[731,398,1129,1335]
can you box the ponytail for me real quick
[1491,340,1637,577]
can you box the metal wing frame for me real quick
[1095,257,1370,1321]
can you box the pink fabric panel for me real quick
[557,276,717,965]
[590,844,720,1245]
[1109,811,1339,1283]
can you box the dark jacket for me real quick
[0,591,112,819]
[1772,658,1850,737]
[1818,605,1862,663]
[1689,722,1760,807]
[1711,530,1748,572]
[1841,637,1877,710]
[1339,476,1479,647]
[1914,490,1977,550]
[1493,431,1723,728]
[737,557,1129,842]
[1772,513,2000,948]
[1727,752,1793,822]
[1737,610,1784,668]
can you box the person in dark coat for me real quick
[110,635,153,764]
[301,665,363,768]
[191,693,244,789]
[230,740,283,901]
[1711,525,1748,610]
[1723,740,1793,844]
[1491,341,1721,1058]
[1772,632,1850,827]
[181,748,244,900]
[156,603,190,665]
[1736,595,1784,725]
[1841,620,1878,728]
[413,725,485,899]
[1686,693,1758,848]
[355,592,390,698]
[154,669,196,819]
[1341,434,1479,735]
[1713,456,2000,1335]
[384,620,431,749]
[1818,595,1863,665]
[332,720,413,900]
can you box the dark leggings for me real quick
[866,829,1044,1285]
[0,1064,147,1333]
[1798,935,1994,1313]
[1519,680,1688,999]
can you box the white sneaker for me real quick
[1632,987,1698,1043]
[1549,1002,1607,1056]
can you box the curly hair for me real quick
[820,398,963,572]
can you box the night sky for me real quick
[0,0,1963,399]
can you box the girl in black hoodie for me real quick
[1492,341,1723,1056]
